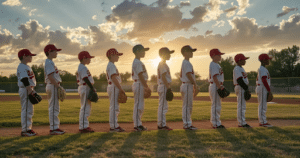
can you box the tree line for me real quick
[0,45,299,83]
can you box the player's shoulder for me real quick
[78,63,87,71]
[45,59,54,66]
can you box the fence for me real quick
[0,77,300,94]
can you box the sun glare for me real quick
[150,57,161,67]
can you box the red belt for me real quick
[182,82,191,84]
[108,82,112,85]
[235,84,239,86]
[257,84,260,86]
[83,83,86,85]
[210,82,223,85]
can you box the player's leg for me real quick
[132,82,139,128]
[162,86,169,128]
[187,84,193,127]
[113,86,120,129]
[108,85,115,129]
[157,85,164,127]
[137,84,145,127]
[181,84,188,128]
[257,85,264,124]
[235,86,243,126]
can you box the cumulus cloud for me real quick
[277,6,298,18]
[180,1,190,7]
[236,0,250,15]
[224,5,237,17]
[29,9,37,16]
[213,20,225,27]
[205,30,213,36]
[204,0,227,21]
[92,15,97,20]
[2,0,21,6]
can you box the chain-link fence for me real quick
[0,77,299,94]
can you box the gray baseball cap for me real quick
[133,44,150,53]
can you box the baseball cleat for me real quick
[21,130,37,137]
[50,128,65,135]
[184,126,197,130]
[134,125,148,132]
[110,127,125,132]
[79,127,94,133]
[158,126,173,130]
[259,123,273,127]
[213,125,226,129]
[238,124,252,128]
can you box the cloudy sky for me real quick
[0,0,299,79]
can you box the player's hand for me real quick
[193,86,199,97]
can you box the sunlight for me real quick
[150,57,161,67]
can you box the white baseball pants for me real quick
[256,85,268,124]
[46,84,60,130]
[235,85,247,126]
[209,83,222,127]
[180,83,193,128]
[132,82,144,127]
[157,84,169,127]
[107,84,120,129]
[78,85,92,130]
[19,87,34,132]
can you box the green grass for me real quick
[1,99,300,128]
[0,127,300,157]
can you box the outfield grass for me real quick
[0,127,299,157]
[1,99,300,128]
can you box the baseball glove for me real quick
[244,90,251,101]
[144,88,152,98]
[217,87,230,98]
[166,88,174,101]
[118,91,127,103]
[28,91,42,104]
[88,89,99,102]
[57,86,66,102]
[267,92,273,102]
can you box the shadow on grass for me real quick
[185,130,213,157]
[0,136,21,146]
[155,130,170,157]
[217,128,273,157]
[110,132,142,157]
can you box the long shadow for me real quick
[0,136,21,146]
[33,133,82,158]
[155,130,170,157]
[0,135,49,157]
[184,130,212,157]
[271,126,300,141]
[112,132,142,157]
[217,128,273,157]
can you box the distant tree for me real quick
[9,74,18,82]
[120,72,131,82]
[219,57,236,80]
[150,74,157,83]
[0,76,9,82]
[295,63,300,77]
[99,72,107,81]
[174,71,201,81]
[93,75,99,81]
[59,70,76,82]
[247,71,258,80]
[31,64,44,82]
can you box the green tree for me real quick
[120,72,131,82]
[247,71,258,80]
[59,70,77,82]
[219,57,236,80]
[31,64,44,82]
[150,74,157,83]
[9,74,18,82]
[99,72,107,81]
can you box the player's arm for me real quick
[20,77,33,94]
[83,77,95,91]
[187,72,199,96]
[237,77,249,91]
[47,73,60,88]
[261,76,271,92]
[111,74,125,94]
[213,75,223,89]
[161,72,170,89]
[138,72,150,90]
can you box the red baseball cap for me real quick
[44,44,62,53]
[159,47,175,56]
[210,49,225,57]
[18,49,36,58]
[259,53,272,61]
[78,51,95,60]
[106,48,123,58]
[234,54,249,63]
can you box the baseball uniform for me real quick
[106,61,122,129]
[233,65,249,126]
[17,63,36,132]
[76,63,94,130]
[132,58,148,127]
[157,61,172,128]
[44,59,62,130]
[256,65,271,125]
[180,59,195,128]
[209,61,224,127]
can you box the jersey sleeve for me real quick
[108,65,117,79]
[134,61,144,75]
[18,66,29,79]
[45,61,56,76]
[260,68,268,78]
[159,64,168,75]
[80,67,89,79]
[183,62,193,75]
[234,67,243,80]
[210,64,219,77]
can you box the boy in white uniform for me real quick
[44,44,65,135]
[256,53,273,127]
[209,49,226,129]
[17,49,37,136]
[180,45,198,130]
[76,51,96,133]
[106,48,126,132]
[132,44,151,131]
[157,47,174,130]
[233,54,252,128]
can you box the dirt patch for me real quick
[1,119,299,137]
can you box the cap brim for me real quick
[220,52,225,55]
[57,49,62,51]
[169,50,175,54]
[191,48,197,52]
[30,54,37,56]
[144,48,150,51]
[90,56,95,58]
[117,53,123,56]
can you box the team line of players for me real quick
[17,44,273,137]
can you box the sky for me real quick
[0,0,300,79]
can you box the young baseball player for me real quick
[180,45,198,130]
[76,51,96,133]
[44,44,65,135]
[17,49,37,136]
[256,53,273,127]
[157,47,174,130]
[132,44,151,131]
[209,49,226,129]
[106,48,126,132]
[233,54,252,128]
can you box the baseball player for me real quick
[233,54,252,128]
[106,48,126,132]
[209,49,226,129]
[256,53,273,127]
[76,51,96,133]
[44,44,65,135]
[17,49,37,137]
[157,47,174,130]
[180,45,198,130]
[132,44,151,132]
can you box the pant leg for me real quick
[157,85,168,127]
[133,82,144,127]
[257,86,268,124]
[19,88,34,132]
[209,84,221,127]
[236,86,247,126]
[181,83,193,128]
[46,84,61,130]
[108,85,120,129]
[79,85,91,130]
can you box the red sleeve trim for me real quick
[213,74,218,77]
[262,76,270,92]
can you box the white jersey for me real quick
[17,63,36,87]
[132,58,148,81]
[180,59,195,83]
[256,65,271,86]
[233,65,249,85]
[44,59,62,84]
[208,61,224,83]
[157,61,171,84]
[76,63,94,85]
[106,62,121,84]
